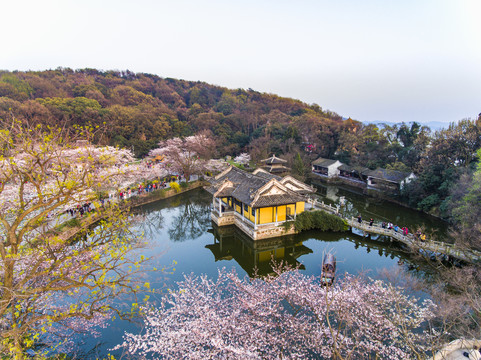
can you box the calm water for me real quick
[77,187,448,358]
[312,181,450,240]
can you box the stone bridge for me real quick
[307,198,481,264]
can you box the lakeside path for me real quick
[50,179,207,242]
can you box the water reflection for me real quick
[85,188,451,358]
[134,188,448,282]
[206,219,442,281]
[131,206,165,240]
[207,224,313,276]
[137,190,212,242]
[168,198,211,242]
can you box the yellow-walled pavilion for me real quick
[206,166,315,240]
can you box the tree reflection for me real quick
[131,208,165,241]
[168,196,211,242]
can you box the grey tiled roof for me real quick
[253,170,282,181]
[362,168,412,183]
[215,186,235,197]
[263,165,291,173]
[312,158,340,167]
[251,194,305,207]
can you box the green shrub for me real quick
[54,217,81,232]
[180,181,189,189]
[282,220,294,232]
[418,194,440,213]
[293,210,347,232]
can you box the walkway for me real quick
[307,198,481,263]
[44,175,199,231]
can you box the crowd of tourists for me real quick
[357,215,427,241]
[63,173,186,220]
[66,202,94,217]
[117,174,184,200]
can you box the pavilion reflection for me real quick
[206,223,313,276]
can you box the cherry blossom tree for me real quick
[205,159,229,175]
[148,132,215,181]
[117,266,439,360]
[0,120,153,358]
[110,161,169,193]
[234,152,251,166]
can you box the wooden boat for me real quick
[321,253,336,286]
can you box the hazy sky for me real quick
[2,0,480,124]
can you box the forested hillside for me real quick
[1,68,480,221]
[0,68,347,159]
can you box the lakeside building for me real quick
[260,154,291,174]
[206,166,314,240]
[312,157,415,192]
[338,164,366,184]
[363,168,415,191]
[312,158,343,178]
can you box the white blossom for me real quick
[234,153,251,166]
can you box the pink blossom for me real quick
[117,267,437,359]
[148,132,215,180]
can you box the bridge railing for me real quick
[346,217,481,262]
[306,197,481,262]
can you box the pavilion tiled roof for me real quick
[215,186,235,197]
[263,165,291,173]
[205,167,269,200]
[260,155,288,164]
[206,166,310,207]
[252,169,282,181]
[250,194,305,208]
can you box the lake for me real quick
[77,186,448,358]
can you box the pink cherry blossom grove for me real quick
[148,132,215,181]
[117,266,439,360]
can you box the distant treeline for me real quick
[1,68,480,221]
